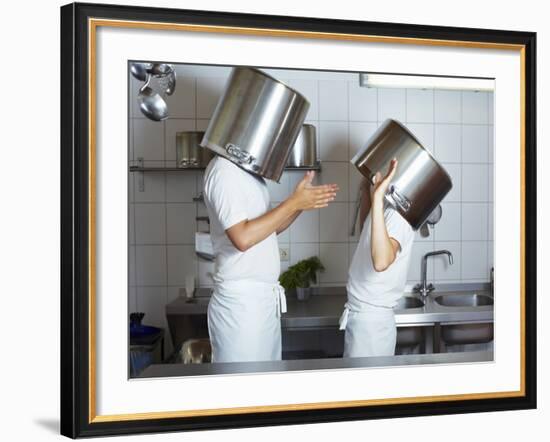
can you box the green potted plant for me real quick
[279,256,325,301]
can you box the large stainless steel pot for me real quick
[176,131,214,168]
[351,119,452,230]
[287,124,318,167]
[200,67,310,182]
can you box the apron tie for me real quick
[339,303,351,330]
[274,284,287,317]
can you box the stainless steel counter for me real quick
[138,350,493,378]
[165,283,493,330]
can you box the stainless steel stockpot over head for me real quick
[200,67,310,182]
[351,119,453,230]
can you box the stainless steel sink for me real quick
[396,326,425,348]
[434,293,493,307]
[433,293,494,347]
[394,297,425,349]
[441,323,494,346]
[394,296,424,309]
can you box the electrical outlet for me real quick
[279,246,289,262]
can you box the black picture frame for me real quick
[60,1,537,438]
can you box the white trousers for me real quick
[207,281,287,363]
[339,302,397,358]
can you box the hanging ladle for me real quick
[137,73,168,121]
[130,63,151,82]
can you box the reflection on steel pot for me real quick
[351,119,452,230]
[287,124,318,168]
[176,131,214,168]
[200,67,310,182]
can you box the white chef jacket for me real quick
[203,156,286,363]
[340,204,415,357]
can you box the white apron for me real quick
[338,301,396,358]
[207,280,287,363]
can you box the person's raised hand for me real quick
[370,158,398,203]
[290,171,339,210]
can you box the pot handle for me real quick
[226,143,254,165]
[387,185,411,213]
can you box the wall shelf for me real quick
[130,157,321,192]
[129,164,322,172]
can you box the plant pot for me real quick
[296,286,311,301]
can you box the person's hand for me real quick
[289,171,339,210]
[370,158,398,203]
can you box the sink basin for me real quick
[434,293,493,307]
[441,323,493,345]
[394,296,424,309]
[396,326,425,347]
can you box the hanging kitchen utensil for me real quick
[201,66,310,182]
[155,65,177,96]
[137,73,169,121]
[165,70,176,96]
[419,204,443,237]
[148,63,172,76]
[130,63,151,81]
[351,118,452,230]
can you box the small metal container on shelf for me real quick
[287,124,319,168]
[176,131,215,168]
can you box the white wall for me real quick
[129,65,494,349]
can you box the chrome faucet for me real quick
[413,250,453,297]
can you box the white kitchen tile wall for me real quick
[348,82,377,122]
[462,125,489,163]
[319,121,348,162]
[378,88,406,122]
[133,119,165,161]
[462,164,489,202]
[129,65,495,341]
[406,89,434,123]
[289,209,319,243]
[434,90,461,123]
[319,80,348,121]
[135,245,167,286]
[319,243,349,284]
[434,125,461,163]
[134,203,166,244]
[462,91,489,124]
[320,203,349,243]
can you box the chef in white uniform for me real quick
[339,159,415,357]
[203,155,338,363]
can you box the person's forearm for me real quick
[227,198,300,252]
[359,186,371,232]
[277,210,302,235]
[370,198,396,271]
